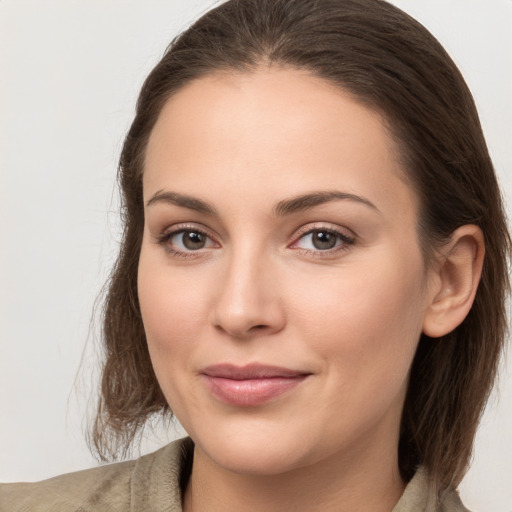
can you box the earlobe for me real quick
[422,225,485,338]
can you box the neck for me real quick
[183,441,405,512]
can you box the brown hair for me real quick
[92,0,510,493]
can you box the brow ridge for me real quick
[273,190,379,216]
[146,190,217,215]
[146,189,378,217]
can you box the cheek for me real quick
[137,246,211,373]
[293,259,424,336]
[288,251,427,389]
[138,256,213,424]
[139,272,206,337]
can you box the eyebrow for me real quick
[146,190,217,215]
[145,189,379,216]
[273,190,379,216]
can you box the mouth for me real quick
[199,363,311,406]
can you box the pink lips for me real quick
[200,363,310,406]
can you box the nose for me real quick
[210,250,286,339]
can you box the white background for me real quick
[0,1,511,510]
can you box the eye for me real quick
[291,227,355,253]
[157,227,219,254]
[300,230,338,250]
[171,230,214,251]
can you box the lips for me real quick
[200,363,310,406]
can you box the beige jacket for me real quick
[0,437,469,512]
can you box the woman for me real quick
[1,0,509,510]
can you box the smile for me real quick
[200,364,311,406]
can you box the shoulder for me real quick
[393,467,471,512]
[0,437,192,512]
[0,458,137,512]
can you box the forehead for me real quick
[143,67,417,221]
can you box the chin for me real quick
[204,439,310,476]
[188,417,324,476]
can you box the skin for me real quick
[138,67,484,512]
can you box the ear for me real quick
[422,225,485,338]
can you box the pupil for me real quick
[312,231,337,250]
[183,231,205,250]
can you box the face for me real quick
[138,68,435,477]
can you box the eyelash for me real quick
[289,225,356,257]
[155,223,356,259]
[155,224,216,259]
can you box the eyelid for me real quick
[289,222,356,253]
[157,222,216,238]
[291,222,355,241]
[154,222,221,253]
[153,221,355,257]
